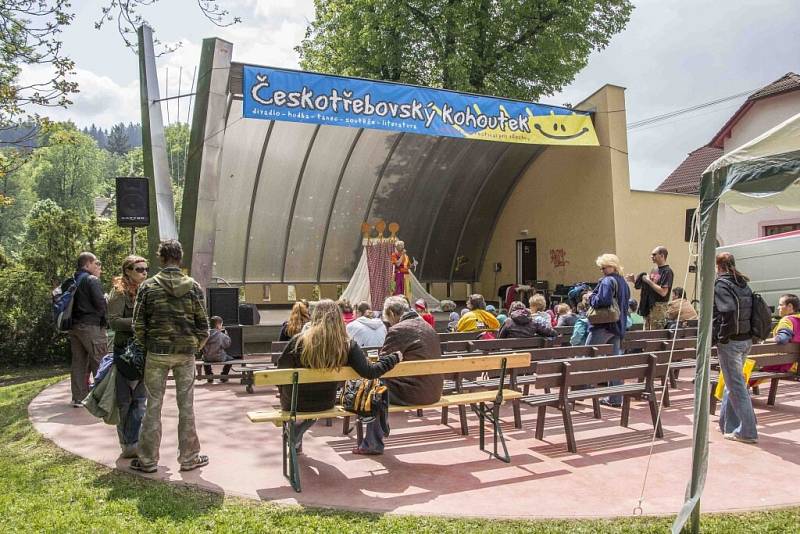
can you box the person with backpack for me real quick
[587,254,630,407]
[713,252,758,444]
[62,252,108,407]
[107,255,149,457]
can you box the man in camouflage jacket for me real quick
[130,239,210,473]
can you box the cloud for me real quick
[21,65,139,128]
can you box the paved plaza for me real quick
[29,375,800,519]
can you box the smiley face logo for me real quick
[533,111,591,141]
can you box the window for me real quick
[262,284,270,302]
[763,223,800,237]
[287,285,296,302]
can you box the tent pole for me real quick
[673,171,722,534]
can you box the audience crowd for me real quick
[66,239,775,473]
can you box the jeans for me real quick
[115,370,146,447]
[717,339,758,440]
[359,391,408,453]
[586,328,623,405]
[137,353,201,468]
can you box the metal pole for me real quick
[131,227,136,255]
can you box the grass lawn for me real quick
[1,368,798,533]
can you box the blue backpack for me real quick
[52,272,89,332]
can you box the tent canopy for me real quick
[675,110,800,533]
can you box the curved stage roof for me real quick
[208,64,547,284]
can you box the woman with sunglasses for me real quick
[107,255,149,458]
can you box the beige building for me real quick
[477,85,697,304]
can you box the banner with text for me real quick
[242,66,599,146]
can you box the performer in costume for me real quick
[391,240,411,298]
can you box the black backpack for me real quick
[750,292,773,341]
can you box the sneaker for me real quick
[599,399,622,408]
[179,454,209,472]
[71,400,83,408]
[723,432,757,444]
[130,459,157,473]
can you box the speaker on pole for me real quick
[116,177,150,227]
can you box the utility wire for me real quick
[627,88,757,130]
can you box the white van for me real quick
[718,230,800,308]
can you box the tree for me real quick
[21,199,87,286]
[165,123,189,187]
[298,0,633,101]
[27,123,108,215]
[0,150,36,250]
[107,122,130,155]
[95,0,240,54]
[0,1,77,133]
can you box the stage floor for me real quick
[30,375,800,519]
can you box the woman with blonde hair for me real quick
[279,301,310,341]
[107,254,149,458]
[587,253,630,407]
[276,299,402,450]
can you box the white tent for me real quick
[674,111,800,533]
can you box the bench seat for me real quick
[248,389,522,426]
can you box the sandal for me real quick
[130,459,157,473]
[180,455,209,471]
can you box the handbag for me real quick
[114,340,146,381]
[587,277,620,325]
[339,378,388,418]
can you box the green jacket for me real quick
[132,267,209,355]
[107,287,135,350]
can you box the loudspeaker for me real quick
[207,287,239,325]
[116,176,150,227]
[225,326,243,357]
[685,208,697,242]
[238,303,260,325]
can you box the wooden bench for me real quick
[247,352,530,492]
[521,352,663,453]
[709,343,800,414]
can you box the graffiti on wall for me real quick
[549,248,569,269]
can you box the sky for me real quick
[28,0,800,191]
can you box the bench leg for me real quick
[242,371,254,394]
[325,418,332,427]
[647,395,664,439]
[342,416,352,435]
[416,409,424,417]
[662,386,670,408]
[592,398,602,419]
[535,405,547,440]
[458,404,469,436]
[283,421,301,492]
[562,404,577,453]
[709,392,718,415]
[621,396,631,427]
[767,378,780,406]
[441,406,449,425]
[669,369,678,389]
[512,398,522,429]
[472,401,510,463]
[752,385,760,396]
